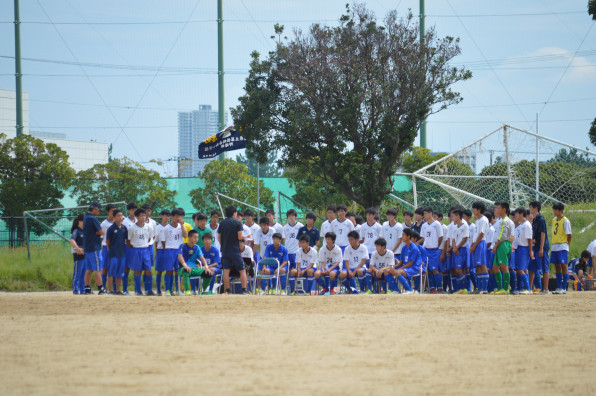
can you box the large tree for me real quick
[72,157,177,211]
[189,158,275,213]
[232,3,471,210]
[0,133,75,245]
[589,117,596,146]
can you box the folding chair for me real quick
[255,258,282,295]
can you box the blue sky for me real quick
[0,0,594,176]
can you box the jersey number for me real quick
[554,222,559,235]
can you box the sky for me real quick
[0,0,595,176]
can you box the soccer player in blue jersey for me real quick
[69,214,86,295]
[178,230,213,296]
[83,202,106,295]
[392,228,419,294]
[297,212,321,248]
[202,233,221,295]
[261,233,289,294]
[450,209,469,294]
[339,230,369,293]
[106,209,127,295]
[314,232,343,295]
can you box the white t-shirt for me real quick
[127,223,152,248]
[486,225,496,247]
[155,224,165,249]
[254,227,276,255]
[332,218,355,247]
[343,244,369,270]
[360,222,382,252]
[318,245,343,270]
[296,246,318,269]
[146,218,157,244]
[123,216,136,231]
[587,239,596,258]
[474,216,489,242]
[246,223,260,244]
[207,223,220,249]
[451,222,469,247]
[382,221,403,254]
[270,222,285,239]
[440,224,449,250]
[421,220,443,249]
[240,245,254,261]
[100,219,114,246]
[370,249,395,269]
[468,222,476,248]
[354,224,362,237]
[283,222,303,254]
[320,219,335,240]
[445,222,456,247]
[161,223,184,249]
[516,220,533,247]
[551,218,572,252]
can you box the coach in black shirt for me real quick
[217,205,248,294]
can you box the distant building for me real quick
[0,88,109,172]
[431,150,478,174]
[178,104,227,177]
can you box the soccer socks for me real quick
[523,273,531,291]
[365,273,373,292]
[279,274,287,291]
[509,272,517,292]
[533,272,542,289]
[563,273,569,291]
[477,272,489,291]
[342,277,351,290]
[306,276,314,293]
[289,276,296,293]
[134,274,142,294]
[316,277,327,290]
[396,275,412,292]
[143,274,152,293]
[349,277,357,290]
[260,278,268,292]
[470,272,477,290]
[101,274,107,289]
[465,273,472,291]
[556,272,563,289]
[428,273,435,290]
[434,273,442,291]
[488,273,496,292]
[156,273,162,294]
[330,278,338,290]
[442,274,450,292]
[164,274,172,292]
[386,274,398,291]
[494,272,502,291]
[122,273,129,292]
[456,274,465,292]
[413,276,421,292]
[202,276,211,292]
[502,271,510,291]
[358,275,366,291]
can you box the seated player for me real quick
[314,232,343,295]
[368,237,399,294]
[254,217,275,262]
[339,230,369,294]
[391,228,419,294]
[568,250,590,291]
[450,209,469,294]
[201,233,221,295]
[177,230,213,296]
[411,231,427,293]
[237,239,255,291]
[289,235,318,295]
[260,233,289,295]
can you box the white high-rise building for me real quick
[178,104,227,177]
[0,88,108,172]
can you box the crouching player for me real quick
[177,230,213,295]
[569,250,590,291]
[289,235,318,295]
[391,228,419,294]
[314,232,343,295]
[369,237,399,294]
[106,209,127,294]
[339,231,369,294]
[260,233,289,294]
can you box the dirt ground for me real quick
[0,292,594,396]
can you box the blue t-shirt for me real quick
[83,212,102,252]
[201,245,221,269]
[179,243,203,269]
[297,225,320,247]
[264,244,289,264]
[417,244,427,263]
[401,243,421,268]
[532,214,549,250]
[106,223,128,258]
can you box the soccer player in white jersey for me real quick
[359,207,381,290]
[339,230,369,293]
[99,204,116,289]
[207,210,221,249]
[141,203,157,293]
[369,237,399,294]
[382,208,403,261]
[265,209,285,240]
[121,202,138,294]
[154,209,170,295]
[332,204,355,253]
[320,205,337,247]
[513,207,534,294]
[289,235,318,294]
[243,209,261,261]
[314,232,343,294]
[283,209,303,272]
[158,208,187,295]
[126,208,154,296]
[432,211,448,293]
[462,209,475,292]
[420,207,443,293]
[236,211,253,243]
[484,211,496,292]
[254,217,276,259]
[449,209,469,293]
[469,202,489,294]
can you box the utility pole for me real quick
[217,0,225,161]
[14,0,23,138]
[419,0,426,149]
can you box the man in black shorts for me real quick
[217,205,248,294]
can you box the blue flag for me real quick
[198,126,246,159]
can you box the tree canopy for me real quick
[232,3,471,210]
[71,157,177,211]
[235,150,283,178]
[189,158,275,213]
[589,117,596,146]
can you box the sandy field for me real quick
[0,292,594,396]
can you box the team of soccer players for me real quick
[70,200,594,295]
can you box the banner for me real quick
[198,126,246,159]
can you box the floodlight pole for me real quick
[419,0,427,149]
[217,0,225,161]
[14,0,24,138]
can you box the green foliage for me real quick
[71,157,177,211]
[0,134,75,239]
[589,117,596,145]
[232,3,471,210]
[285,167,353,213]
[235,150,283,177]
[189,158,275,213]
[401,147,447,173]
[589,0,596,20]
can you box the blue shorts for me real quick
[470,241,487,268]
[288,253,297,268]
[130,247,152,271]
[515,246,530,271]
[439,251,450,273]
[156,249,178,272]
[403,266,420,279]
[509,250,517,270]
[341,268,361,277]
[222,253,245,271]
[486,249,495,270]
[102,246,109,270]
[550,250,568,265]
[108,257,126,277]
[125,246,134,270]
[426,248,441,272]
[529,247,550,274]
[451,248,468,270]
[84,250,103,272]
[322,267,341,276]
[146,246,155,266]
